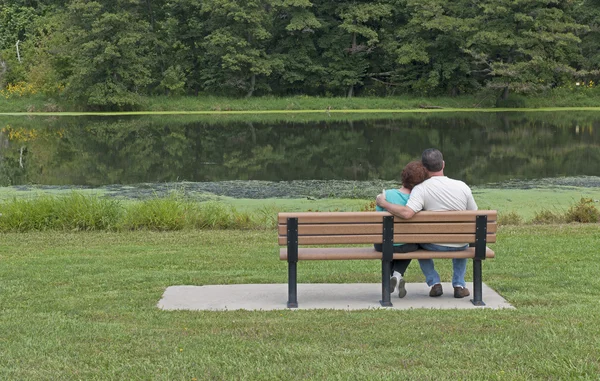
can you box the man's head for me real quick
[402,161,429,190]
[421,148,444,172]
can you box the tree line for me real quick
[1,0,599,109]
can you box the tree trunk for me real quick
[246,73,256,98]
[502,86,509,100]
[146,0,164,74]
[346,32,357,98]
[146,0,155,30]
[19,146,25,168]
[0,60,6,81]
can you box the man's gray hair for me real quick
[421,148,444,172]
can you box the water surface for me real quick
[1,112,598,187]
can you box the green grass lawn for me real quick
[1,225,599,379]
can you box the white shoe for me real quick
[391,271,407,298]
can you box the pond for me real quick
[0,111,599,188]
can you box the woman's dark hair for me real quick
[402,161,429,190]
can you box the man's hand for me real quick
[376,189,386,208]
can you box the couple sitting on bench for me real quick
[375,148,478,299]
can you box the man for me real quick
[376,148,477,298]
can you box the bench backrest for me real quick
[278,211,497,245]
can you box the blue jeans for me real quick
[418,243,469,288]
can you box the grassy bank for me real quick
[3,89,600,114]
[1,226,599,379]
[1,184,599,231]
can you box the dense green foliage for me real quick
[1,1,599,109]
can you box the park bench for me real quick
[278,210,497,308]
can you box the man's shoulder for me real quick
[443,176,472,189]
[418,176,469,187]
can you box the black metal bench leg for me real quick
[287,217,299,308]
[380,260,392,307]
[288,261,298,308]
[471,259,485,306]
[380,215,394,307]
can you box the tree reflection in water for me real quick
[1,112,599,187]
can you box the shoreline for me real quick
[3,176,600,198]
[4,92,600,114]
[3,106,600,117]
[2,177,599,222]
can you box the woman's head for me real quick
[402,161,429,190]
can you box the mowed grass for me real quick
[1,225,600,379]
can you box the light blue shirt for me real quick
[376,189,410,212]
[376,189,410,246]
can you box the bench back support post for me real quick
[287,217,299,308]
[471,215,488,306]
[380,216,394,307]
[475,215,487,260]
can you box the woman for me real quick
[374,161,428,298]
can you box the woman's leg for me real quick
[391,244,419,275]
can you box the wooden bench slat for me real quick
[278,222,497,236]
[279,247,495,260]
[278,233,497,245]
[278,210,497,224]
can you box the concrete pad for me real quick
[158,282,514,311]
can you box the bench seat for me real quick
[279,246,495,261]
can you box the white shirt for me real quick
[406,176,477,213]
[406,176,477,248]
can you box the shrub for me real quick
[159,65,186,95]
[193,202,234,229]
[531,209,565,225]
[0,196,57,232]
[254,205,279,229]
[565,198,599,223]
[0,82,37,99]
[498,211,523,226]
[0,192,269,232]
[122,194,188,231]
[54,192,121,231]
[495,94,527,108]
[0,193,121,232]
